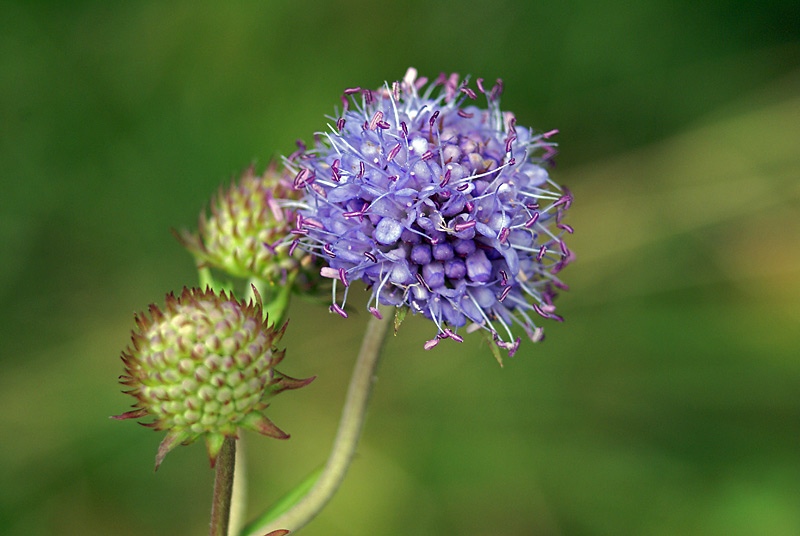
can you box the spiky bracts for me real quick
[283,68,574,358]
[113,287,313,469]
[178,164,307,282]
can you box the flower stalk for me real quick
[210,436,236,536]
[249,303,393,535]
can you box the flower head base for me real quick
[178,164,309,283]
[285,68,574,358]
[113,287,313,469]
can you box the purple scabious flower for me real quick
[283,68,574,357]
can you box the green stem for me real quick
[210,437,237,536]
[252,304,393,534]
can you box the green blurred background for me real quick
[2,1,799,535]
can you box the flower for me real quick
[283,68,574,357]
[113,287,313,469]
[177,163,308,283]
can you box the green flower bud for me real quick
[177,164,307,282]
[113,287,313,469]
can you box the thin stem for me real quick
[210,436,237,536]
[228,437,247,536]
[255,304,393,534]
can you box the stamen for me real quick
[443,328,464,342]
[364,251,377,262]
[422,150,434,161]
[453,220,476,232]
[344,87,361,95]
[557,223,574,234]
[336,117,346,132]
[423,338,439,350]
[339,268,349,287]
[387,143,401,162]
[369,306,383,320]
[499,285,512,302]
[536,245,547,261]
[525,213,539,228]
[369,110,383,130]
[330,303,348,318]
[323,243,336,258]
[457,183,470,192]
[457,109,474,118]
[542,129,559,139]
[498,227,510,244]
[461,87,477,100]
[429,110,440,127]
[288,240,299,256]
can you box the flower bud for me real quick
[113,287,313,469]
[177,164,308,282]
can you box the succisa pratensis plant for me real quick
[113,67,574,536]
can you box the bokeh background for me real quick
[2,1,799,535]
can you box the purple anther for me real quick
[339,268,349,287]
[440,168,451,187]
[369,110,383,130]
[344,87,361,95]
[476,78,486,93]
[553,192,572,209]
[364,90,373,105]
[388,175,399,181]
[559,240,569,255]
[362,120,369,130]
[392,81,400,101]
[498,227,510,244]
[465,201,475,212]
[323,243,336,258]
[429,110,440,128]
[331,159,341,181]
[552,280,569,291]
[400,121,408,137]
[533,304,549,318]
[557,223,574,234]
[262,241,277,255]
[526,203,539,210]
[369,306,383,320]
[290,228,308,236]
[508,158,516,166]
[387,143,401,162]
[543,129,559,139]
[295,213,304,229]
[377,121,390,129]
[364,251,377,263]
[457,109,474,118]
[505,134,516,153]
[422,150,433,161]
[340,95,349,111]
[537,245,547,261]
[500,270,508,286]
[343,210,361,219]
[457,183,470,192]
[423,338,439,350]
[461,87,477,100]
[303,217,324,229]
[287,148,303,162]
[508,117,517,133]
[443,329,464,343]
[525,212,539,228]
[453,220,476,232]
[293,168,310,189]
[288,240,299,256]
[499,285,512,303]
[336,117,346,132]
[357,161,365,178]
[330,303,348,318]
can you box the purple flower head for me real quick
[284,68,574,357]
